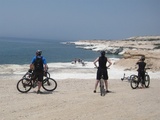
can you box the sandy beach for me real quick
[1,36,160,120]
[0,60,160,120]
[0,78,160,120]
[1,0,160,118]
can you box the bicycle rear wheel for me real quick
[17,79,32,93]
[144,75,150,88]
[130,75,139,89]
[42,78,57,91]
[129,75,136,82]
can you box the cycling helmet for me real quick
[101,51,106,56]
[140,56,145,61]
[36,50,42,56]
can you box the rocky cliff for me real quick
[71,36,160,71]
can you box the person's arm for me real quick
[43,64,47,72]
[29,57,36,70]
[42,57,47,72]
[93,57,99,68]
[137,57,142,64]
[30,64,34,70]
[107,58,112,68]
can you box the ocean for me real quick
[0,37,119,65]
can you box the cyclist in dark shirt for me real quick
[93,51,112,93]
[136,56,146,88]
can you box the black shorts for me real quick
[97,68,108,80]
[138,70,145,84]
[33,71,43,82]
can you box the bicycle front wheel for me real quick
[42,78,57,91]
[130,75,139,89]
[44,71,50,78]
[100,79,105,96]
[145,75,150,88]
[17,79,32,93]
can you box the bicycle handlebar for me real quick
[94,67,110,69]
[145,68,151,70]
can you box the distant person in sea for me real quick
[29,50,47,94]
[71,58,86,66]
[136,55,146,88]
[93,51,112,93]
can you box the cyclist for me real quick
[93,51,112,93]
[29,50,47,94]
[136,56,146,88]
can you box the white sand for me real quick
[0,60,160,120]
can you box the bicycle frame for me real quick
[25,71,50,87]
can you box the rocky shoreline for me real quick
[70,36,160,71]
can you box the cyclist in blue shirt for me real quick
[30,50,47,94]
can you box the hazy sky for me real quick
[0,0,160,40]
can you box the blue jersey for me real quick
[31,56,47,65]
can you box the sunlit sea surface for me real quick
[0,37,120,65]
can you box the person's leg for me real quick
[94,69,101,93]
[138,72,141,82]
[37,81,42,90]
[104,80,108,91]
[37,72,43,93]
[94,80,99,92]
[37,81,42,93]
[141,72,145,88]
[103,69,109,92]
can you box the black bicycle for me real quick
[17,70,57,93]
[130,68,150,89]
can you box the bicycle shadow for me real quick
[95,90,115,94]
[29,90,58,94]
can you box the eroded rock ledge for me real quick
[70,36,160,71]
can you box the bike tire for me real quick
[100,79,105,96]
[17,79,32,93]
[42,78,57,91]
[144,75,150,88]
[129,75,136,82]
[130,75,139,89]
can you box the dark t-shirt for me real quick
[98,56,107,69]
[137,61,146,72]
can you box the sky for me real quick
[0,0,160,41]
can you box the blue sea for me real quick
[0,37,120,65]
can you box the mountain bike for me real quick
[17,70,57,93]
[130,68,150,89]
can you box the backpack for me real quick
[34,57,43,71]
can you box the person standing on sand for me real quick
[136,56,146,88]
[29,50,47,94]
[93,51,112,93]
